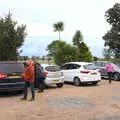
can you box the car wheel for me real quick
[56,83,64,88]
[74,77,80,86]
[92,81,98,85]
[113,72,120,81]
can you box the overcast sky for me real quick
[0,0,120,57]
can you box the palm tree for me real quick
[53,21,64,40]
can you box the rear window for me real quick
[45,65,61,72]
[0,63,24,74]
[94,62,108,67]
[83,64,95,70]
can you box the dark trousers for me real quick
[108,72,112,83]
[38,81,45,92]
[24,82,35,99]
[38,77,45,92]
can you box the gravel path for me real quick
[0,80,120,120]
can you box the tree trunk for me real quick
[59,31,60,40]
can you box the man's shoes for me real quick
[38,89,44,93]
[20,97,27,100]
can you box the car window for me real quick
[45,65,61,72]
[94,62,102,67]
[73,64,81,69]
[61,64,81,70]
[0,63,24,74]
[83,64,95,70]
[60,64,69,70]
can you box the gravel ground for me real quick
[1,80,120,120]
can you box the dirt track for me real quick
[1,80,120,120]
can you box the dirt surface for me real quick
[1,80,120,120]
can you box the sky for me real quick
[0,0,120,57]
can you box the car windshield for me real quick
[83,64,95,70]
[45,65,61,72]
[0,63,24,74]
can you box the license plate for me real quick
[53,80,59,83]
[91,73,97,75]
[8,76,21,78]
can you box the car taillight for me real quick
[43,72,48,77]
[0,74,7,79]
[80,71,90,74]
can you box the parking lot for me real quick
[1,80,120,120]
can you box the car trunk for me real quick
[0,62,24,90]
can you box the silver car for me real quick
[41,64,64,88]
[93,61,120,80]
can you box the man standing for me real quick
[105,63,113,84]
[21,60,35,101]
[35,62,45,93]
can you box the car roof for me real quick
[0,61,23,64]
[63,62,92,65]
[41,64,59,67]
[93,61,109,63]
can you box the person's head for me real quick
[23,60,31,67]
[23,62,29,68]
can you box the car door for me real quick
[61,64,70,81]
[62,63,81,82]
[65,64,75,82]
[68,64,81,82]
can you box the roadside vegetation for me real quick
[0,3,120,65]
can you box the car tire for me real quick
[92,81,98,85]
[113,72,120,81]
[73,77,80,86]
[56,83,64,88]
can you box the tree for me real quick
[0,13,27,61]
[103,47,113,59]
[103,3,120,58]
[72,30,83,47]
[72,30,92,62]
[53,21,64,40]
[47,40,77,65]
[93,56,99,61]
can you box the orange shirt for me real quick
[22,63,35,83]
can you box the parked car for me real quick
[0,61,25,91]
[93,61,120,80]
[41,64,64,88]
[60,62,101,86]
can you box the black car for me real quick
[0,62,25,91]
[93,61,120,80]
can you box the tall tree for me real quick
[103,47,113,59]
[53,21,64,40]
[72,30,83,47]
[103,3,120,58]
[72,30,92,62]
[0,13,27,61]
[47,40,77,65]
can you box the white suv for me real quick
[61,62,101,86]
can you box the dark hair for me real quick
[23,62,29,67]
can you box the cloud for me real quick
[0,0,119,57]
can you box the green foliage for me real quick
[47,39,92,65]
[103,47,114,59]
[47,40,77,65]
[103,3,120,58]
[93,56,99,61]
[72,30,83,46]
[0,13,27,61]
[72,30,92,62]
[53,21,64,40]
